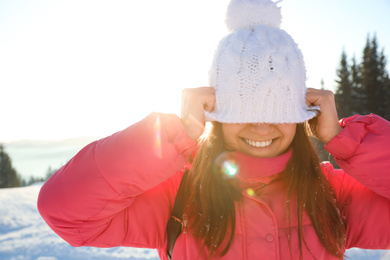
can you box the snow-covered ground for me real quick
[0,184,158,260]
[0,185,389,260]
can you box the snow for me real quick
[0,185,158,260]
[0,185,389,260]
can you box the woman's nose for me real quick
[250,123,273,134]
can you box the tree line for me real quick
[0,144,57,188]
[334,34,390,120]
[315,34,389,167]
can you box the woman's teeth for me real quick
[244,139,273,148]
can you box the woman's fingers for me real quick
[181,87,216,140]
[306,88,342,144]
[180,87,342,143]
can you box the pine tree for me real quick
[44,166,57,181]
[378,49,390,119]
[334,34,390,121]
[386,77,390,120]
[359,35,389,118]
[335,50,353,118]
[0,144,21,188]
[320,78,325,90]
[349,56,361,115]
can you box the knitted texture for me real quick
[205,0,319,124]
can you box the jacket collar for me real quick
[230,149,292,183]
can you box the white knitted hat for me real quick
[205,0,319,124]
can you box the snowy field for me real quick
[0,185,389,260]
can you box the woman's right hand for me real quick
[181,87,216,140]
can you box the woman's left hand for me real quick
[306,88,342,144]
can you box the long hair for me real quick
[184,122,346,258]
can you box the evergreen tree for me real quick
[320,78,325,90]
[349,56,361,115]
[19,176,27,187]
[359,35,389,118]
[26,176,45,186]
[335,50,353,118]
[44,166,57,181]
[378,49,390,119]
[0,144,21,188]
[386,77,390,120]
[334,34,390,121]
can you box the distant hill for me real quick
[3,137,99,180]
[4,137,98,147]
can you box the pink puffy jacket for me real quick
[38,113,390,259]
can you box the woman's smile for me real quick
[243,138,273,148]
[222,123,296,157]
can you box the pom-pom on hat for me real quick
[205,0,319,124]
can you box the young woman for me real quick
[38,0,390,259]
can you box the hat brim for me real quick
[204,106,320,124]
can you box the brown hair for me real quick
[184,122,346,258]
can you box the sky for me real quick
[1,0,389,142]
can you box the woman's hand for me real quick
[306,88,342,144]
[181,87,216,140]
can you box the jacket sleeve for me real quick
[37,113,197,250]
[323,114,390,249]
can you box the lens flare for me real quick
[246,188,255,197]
[221,160,238,177]
[153,115,162,159]
[215,152,240,179]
